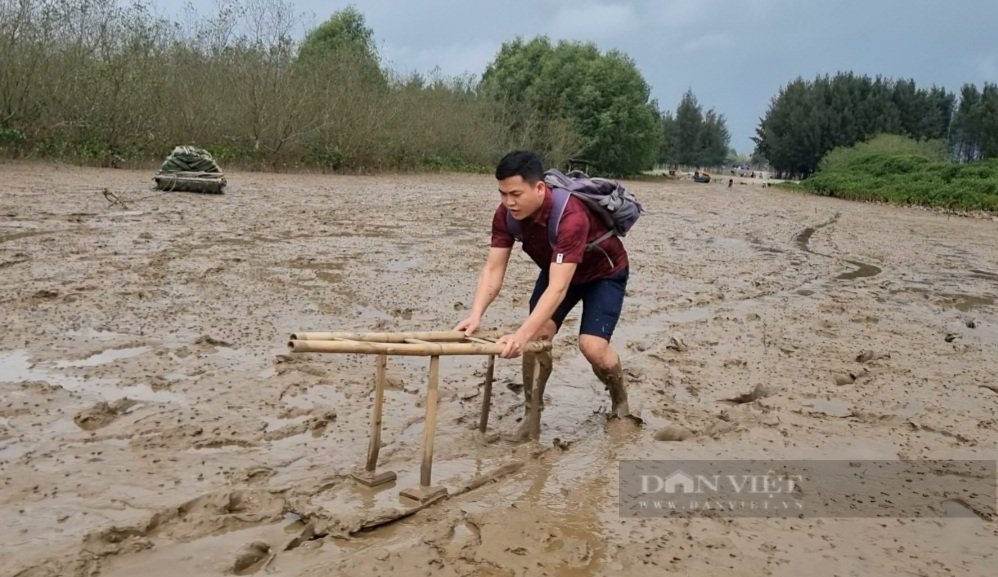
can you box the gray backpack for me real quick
[506,169,643,251]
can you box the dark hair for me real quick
[495,150,543,183]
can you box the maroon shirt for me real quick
[491,186,629,284]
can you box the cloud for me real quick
[547,2,638,40]
[654,0,716,29]
[976,52,998,82]
[681,32,735,54]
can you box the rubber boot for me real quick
[593,360,637,421]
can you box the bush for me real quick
[803,135,998,212]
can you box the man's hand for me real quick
[498,327,532,359]
[454,315,481,336]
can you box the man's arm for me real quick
[500,261,575,357]
[455,247,511,334]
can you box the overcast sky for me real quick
[153,0,997,154]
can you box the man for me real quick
[454,150,636,443]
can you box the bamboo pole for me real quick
[528,358,543,440]
[366,354,388,472]
[290,330,504,343]
[479,354,495,434]
[420,355,441,487]
[287,339,550,356]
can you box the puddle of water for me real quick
[0,440,29,462]
[897,400,924,419]
[940,499,979,518]
[0,229,56,243]
[793,213,840,253]
[386,257,424,272]
[751,243,786,255]
[836,259,882,280]
[802,398,852,418]
[285,258,346,284]
[281,385,347,412]
[709,238,749,250]
[55,346,150,368]
[63,329,138,342]
[653,307,712,324]
[794,227,816,251]
[0,350,181,404]
[938,293,995,312]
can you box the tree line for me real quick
[0,0,512,172]
[753,72,998,178]
[13,2,992,179]
[0,0,730,176]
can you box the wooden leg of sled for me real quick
[400,355,448,503]
[528,356,543,440]
[352,354,397,488]
[477,354,500,444]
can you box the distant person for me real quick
[728,178,733,188]
[454,150,638,442]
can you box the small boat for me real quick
[153,146,227,194]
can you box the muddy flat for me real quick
[1,161,996,576]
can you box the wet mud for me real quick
[1,162,997,576]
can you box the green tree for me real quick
[480,36,660,176]
[981,83,998,159]
[659,89,730,168]
[698,110,730,167]
[951,83,982,162]
[673,89,703,166]
[297,6,384,86]
[658,111,678,165]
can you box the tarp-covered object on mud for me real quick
[153,146,227,194]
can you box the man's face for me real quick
[498,175,546,220]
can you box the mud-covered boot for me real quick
[593,361,641,423]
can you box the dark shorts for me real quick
[529,267,629,341]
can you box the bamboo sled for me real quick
[287,329,549,501]
[287,338,548,356]
[290,330,505,342]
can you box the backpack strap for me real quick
[504,186,571,245]
[546,187,570,247]
[505,209,521,241]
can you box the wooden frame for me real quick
[287,330,550,503]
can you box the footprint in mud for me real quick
[653,425,694,442]
[194,334,232,348]
[74,398,140,431]
[718,383,774,404]
[392,307,414,320]
[233,541,272,575]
